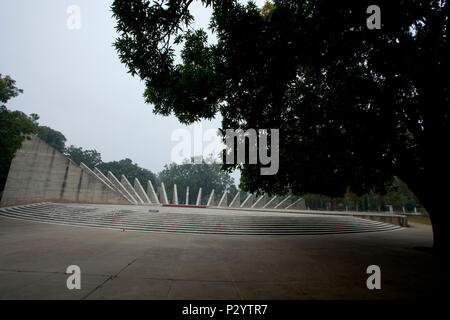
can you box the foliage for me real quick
[0,74,23,104]
[0,75,36,191]
[305,177,421,212]
[112,0,449,247]
[36,125,67,153]
[261,1,276,19]
[158,158,236,204]
[65,145,103,169]
[22,112,67,153]
[97,158,159,188]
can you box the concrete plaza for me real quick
[0,212,434,300]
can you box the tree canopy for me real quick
[97,158,159,187]
[63,148,159,188]
[0,74,36,191]
[65,145,103,169]
[158,158,237,203]
[112,0,449,248]
[36,126,67,153]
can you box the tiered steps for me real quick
[0,203,402,236]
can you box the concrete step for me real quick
[0,203,402,235]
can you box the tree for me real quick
[112,1,449,250]
[0,75,36,192]
[61,149,159,190]
[0,74,23,104]
[383,177,421,212]
[36,125,67,153]
[27,114,67,152]
[98,158,158,188]
[65,145,103,169]
[158,158,236,204]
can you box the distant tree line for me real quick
[1,74,36,192]
[303,176,422,213]
[159,158,237,204]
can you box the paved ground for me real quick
[0,214,434,299]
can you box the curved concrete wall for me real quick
[0,135,130,207]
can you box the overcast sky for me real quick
[0,0,267,184]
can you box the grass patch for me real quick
[408,216,431,225]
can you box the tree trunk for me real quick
[401,170,448,297]
[330,199,337,211]
[398,154,448,253]
[416,193,448,253]
[402,176,442,250]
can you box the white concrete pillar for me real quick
[80,163,114,192]
[274,195,292,209]
[134,178,151,204]
[185,186,189,205]
[146,180,160,204]
[229,191,241,208]
[207,189,215,206]
[107,171,137,204]
[173,184,179,205]
[217,192,228,207]
[80,163,132,204]
[263,196,279,208]
[121,175,144,204]
[240,194,253,208]
[160,182,169,205]
[94,167,131,202]
[251,195,266,208]
[286,197,306,210]
[196,188,202,206]
[94,167,116,191]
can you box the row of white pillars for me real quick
[210,191,305,210]
[81,162,306,210]
[81,163,161,205]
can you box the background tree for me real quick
[384,177,421,212]
[64,145,103,169]
[0,74,23,103]
[36,126,67,153]
[158,158,236,204]
[112,0,449,250]
[0,74,36,192]
[26,113,67,153]
[98,158,159,188]
[0,77,160,197]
